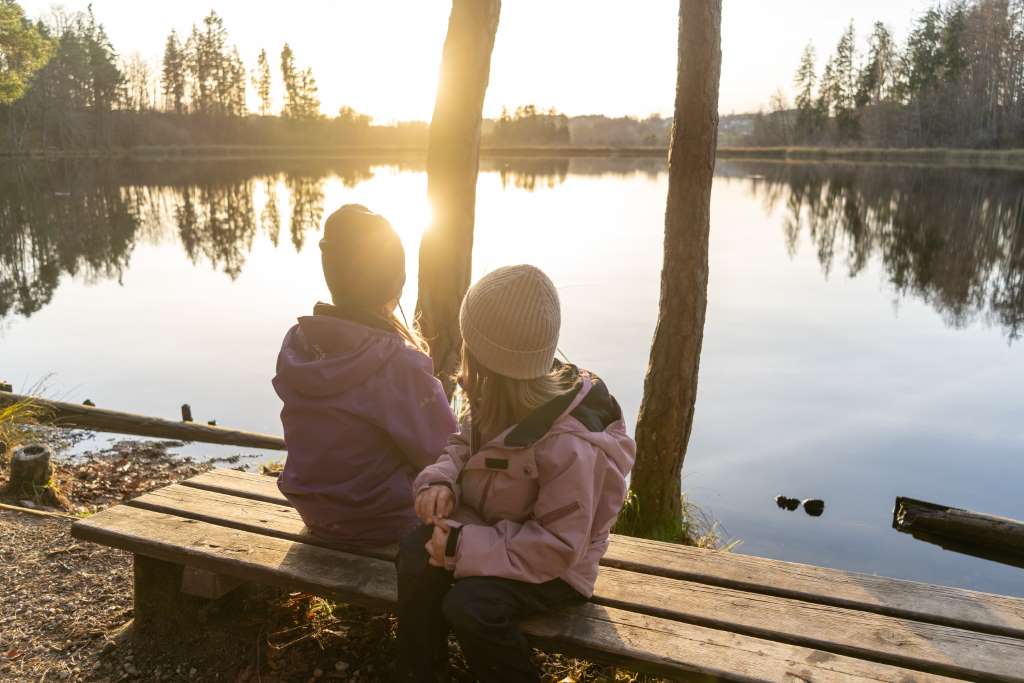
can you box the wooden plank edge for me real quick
[123,493,398,562]
[601,549,1024,641]
[70,508,959,683]
[181,476,288,506]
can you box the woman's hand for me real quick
[425,522,449,567]
[415,484,454,524]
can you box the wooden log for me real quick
[0,392,285,450]
[894,496,1024,558]
[8,443,53,495]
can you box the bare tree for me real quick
[416,0,501,395]
[627,0,722,539]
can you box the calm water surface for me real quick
[2,157,1022,595]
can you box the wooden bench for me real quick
[71,468,1024,681]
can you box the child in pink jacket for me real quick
[395,265,636,682]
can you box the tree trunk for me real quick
[628,0,722,540]
[416,0,501,396]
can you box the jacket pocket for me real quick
[535,500,582,526]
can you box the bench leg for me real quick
[132,555,214,634]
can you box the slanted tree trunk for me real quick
[628,0,722,540]
[416,0,501,396]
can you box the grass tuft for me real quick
[0,397,51,468]
[613,490,738,551]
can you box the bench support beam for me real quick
[133,555,214,634]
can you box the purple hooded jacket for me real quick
[273,310,457,546]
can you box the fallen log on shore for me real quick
[0,391,285,451]
[893,496,1024,565]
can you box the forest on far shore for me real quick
[747,0,1024,149]
[0,3,670,152]
[3,0,1022,153]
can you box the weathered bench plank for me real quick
[182,468,1024,639]
[71,505,963,683]
[126,482,1024,681]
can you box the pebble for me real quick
[313,668,323,678]
[189,667,198,677]
[774,495,800,511]
[335,661,349,671]
[803,499,826,517]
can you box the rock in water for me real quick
[8,443,54,495]
[775,495,800,511]
[803,499,825,517]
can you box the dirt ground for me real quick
[1,437,634,683]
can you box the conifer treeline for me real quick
[751,0,1024,148]
[0,4,380,150]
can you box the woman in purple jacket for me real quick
[273,204,457,547]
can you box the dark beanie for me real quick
[320,204,406,309]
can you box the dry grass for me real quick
[0,397,52,474]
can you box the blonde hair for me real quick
[457,345,575,443]
[388,306,428,354]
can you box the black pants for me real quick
[395,524,582,682]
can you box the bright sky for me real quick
[22,0,926,121]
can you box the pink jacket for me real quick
[413,370,635,597]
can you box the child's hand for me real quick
[415,485,454,524]
[425,522,449,567]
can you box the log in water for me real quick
[0,391,285,451]
[893,496,1024,563]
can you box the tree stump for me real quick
[8,443,53,496]
[7,443,72,509]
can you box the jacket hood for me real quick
[275,313,406,398]
[503,367,626,443]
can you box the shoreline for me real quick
[2,144,1023,168]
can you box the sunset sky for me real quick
[22,0,926,121]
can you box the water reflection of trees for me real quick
[0,160,367,319]
[0,163,140,318]
[729,161,1024,340]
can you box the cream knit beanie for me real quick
[459,265,561,380]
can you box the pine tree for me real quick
[183,11,245,117]
[280,43,320,119]
[903,6,944,96]
[832,22,859,141]
[857,22,896,107]
[0,0,53,105]
[161,30,186,114]
[817,55,836,122]
[794,42,819,141]
[253,48,272,116]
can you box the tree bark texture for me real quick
[416,0,501,396]
[629,0,722,539]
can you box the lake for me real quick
[2,156,1022,596]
